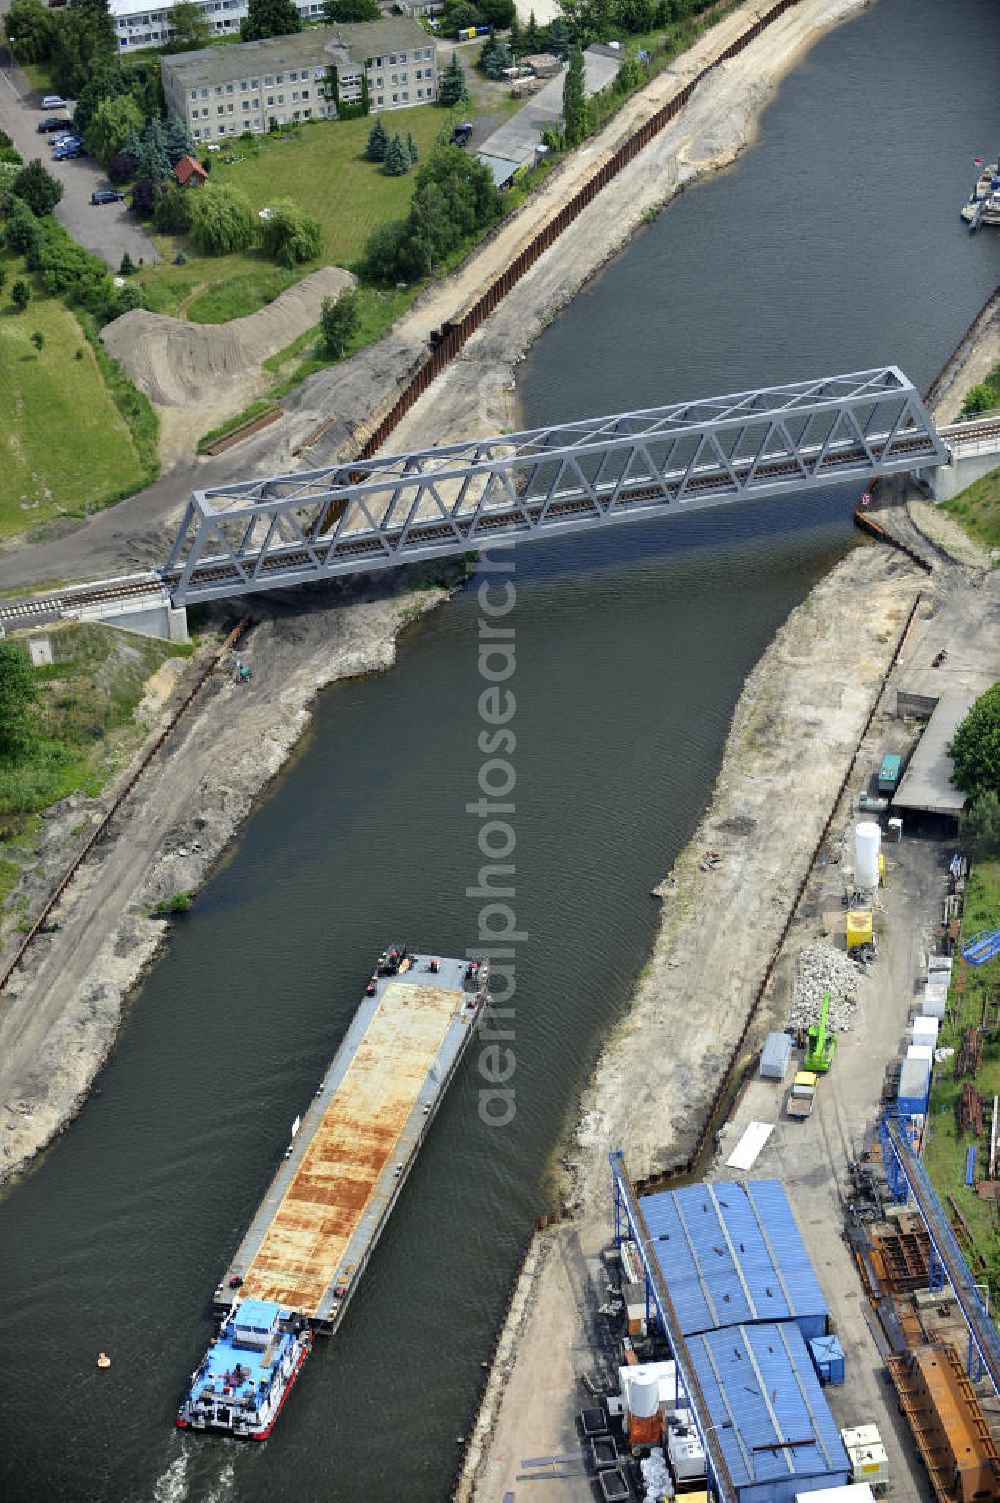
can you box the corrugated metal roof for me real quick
[639,1180,828,1337]
[689,1323,850,1503]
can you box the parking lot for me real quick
[0,57,158,270]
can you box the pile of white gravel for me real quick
[787,943,861,1033]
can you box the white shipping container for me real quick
[922,988,947,1020]
[907,1043,934,1064]
[912,1016,939,1045]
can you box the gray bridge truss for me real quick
[162,367,950,604]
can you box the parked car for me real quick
[53,142,84,160]
[37,117,68,133]
[50,133,79,147]
[451,122,473,146]
[41,94,69,110]
[91,188,125,205]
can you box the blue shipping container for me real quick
[809,1332,845,1384]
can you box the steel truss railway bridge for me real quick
[161,368,951,605]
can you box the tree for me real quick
[163,112,195,166]
[547,15,571,56]
[187,182,257,254]
[361,143,501,283]
[50,0,115,98]
[951,683,1000,801]
[961,383,1000,418]
[562,45,587,146]
[30,329,44,352]
[320,287,359,357]
[477,0,514,26]
[366,115,389,161]
[240,0,301,42]
[438,54,469,108]
[3,0,55,63]
[406,130,419,165]
[522,7,543,51]
[614,47,644,95]
[107,150,139,185]
[10,279,30,311]
[12,158,63,217]
[447,1,480,30]
[479,37,512,79]
[152,182,192,232]
[138,117,172,181]
[259,198,322,266]
[163,0,213,52]
[383,132,410,176]
[0,644,39,756]
[119,251,135,274]
[322,0,379,18]
[85,93,144,166]
[963,791,1000,860]
[130,175,165,217]
[4,197,41,255]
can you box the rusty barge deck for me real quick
[212,951,487,1334]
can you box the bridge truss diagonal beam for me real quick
[162,367,950,604]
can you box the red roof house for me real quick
[173,154,209,188]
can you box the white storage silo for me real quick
[854,823,881,890]
[624,1365,663,1446]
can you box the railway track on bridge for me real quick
[0,574,165,629]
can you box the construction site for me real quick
[458,486,1000,1503]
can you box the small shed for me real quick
[476,152,520,189]
[688,1322,850,1503]
[809,1332,845,1385]
[760,1031,793,1080]
[639,1179,829,1340]
[174,153,209,188]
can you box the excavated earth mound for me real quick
[101,266,354,408]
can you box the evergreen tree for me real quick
[406,130,419,164]
[508,11,521,53]
[163,112,195,165]
[366,115,389,161]
[562,45,587,146]
[240,0,301,41]
[438,54,468,108]
[138,116,171,180]
[10,279,30,312]
[479,37,512,79]
[383,132,410,176]
[523,7,543,51]
[547,16,571,56]
[123,126,143,160]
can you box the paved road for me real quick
[0,51,158,270]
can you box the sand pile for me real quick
[101,267,354,408]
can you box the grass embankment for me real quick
[923,861,1000,1284]
[0,624,192,820]
[0,282,147,538]
[943,468,1000,556]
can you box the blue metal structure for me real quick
[880,1114,1000,1388]
[161,368,950,604]
[962,928,1000,967]
[686,1323,850,1503]
[639,1181,828,1339]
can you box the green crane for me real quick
[804,993,837,1074]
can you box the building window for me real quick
[302,89,309,99]
[264,74,272,85]
[227,102,234,112]
[193,127,201,137]
[402,90,408,101]
[392,92,397,102]
[242,99,249,110]
[251,77,259,87]
[190,88,198,99]
[226,82,233,93]
[376,94,383,105]
[240,80,248,91]
[388,53,396,63]
[218,124,226,134]
[275,73,283,83]
[217,104,224,114]
[267,95,274,105]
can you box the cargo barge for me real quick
[177,946,488,1438]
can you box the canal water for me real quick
[1,2,996,1499]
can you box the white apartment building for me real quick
[160,21,437,139]
[112,0,326,51]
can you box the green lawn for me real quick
[923,861,1000,1270]
[137,104,459,321]
[943,467,1000,555]
[0,285,146,539]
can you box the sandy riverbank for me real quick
[0,0,874,1183]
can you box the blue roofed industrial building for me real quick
[685,1322,851,1503]
[638,1180,829,1340]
